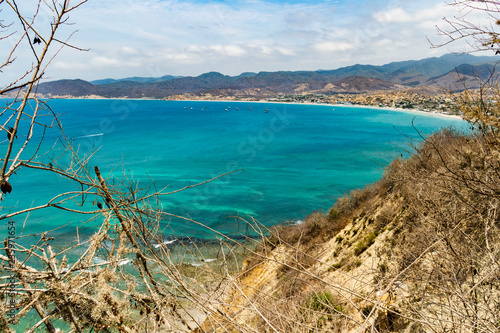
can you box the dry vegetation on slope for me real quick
[196,87,500,333]
[2,1,500,331]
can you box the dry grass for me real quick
[209,96,500,332]
[3,2,500,332]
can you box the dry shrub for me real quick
[266,211,337,249]
[252,177,381,269]
[353,232,377,256]
[215,121,500,333]
[279,269,310,299]
[376,122,500,331]
[217,122,500,332]
[330,186,375,218]
[253,286,351,333]
[269,185,380,249]
[205,86,500,332]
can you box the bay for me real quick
[1,99,467,241]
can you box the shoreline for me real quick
[328,103,463,120]
[1,95,464,120]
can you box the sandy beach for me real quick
[328,103,463,120]
[5,95,463,121]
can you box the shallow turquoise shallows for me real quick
[1,99,467,241]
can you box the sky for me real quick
[0,0,492,84]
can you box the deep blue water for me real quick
[1,99,467,241]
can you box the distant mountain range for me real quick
[90,74,183,85]
[36,53,500,99]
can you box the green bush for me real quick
[354,232,377,256]
[328,208,339,220]
[328,259,344,271]
[306,292,344,314]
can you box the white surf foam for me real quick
[154,239,177,248]
[76,133,104,139]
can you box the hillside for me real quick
[192,100,500,332]
[34,53,499,99]
[91,74,183,85]
[426,63,499,91]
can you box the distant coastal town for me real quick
[270,91,460,114]
[166,89,462,116]
[26,53,495,117]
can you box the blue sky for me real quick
[0,0,489,83]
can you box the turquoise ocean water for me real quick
[1,99,467,242]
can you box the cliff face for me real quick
[197,127,500,333]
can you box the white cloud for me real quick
[2,0,492,84]
[90,56,141,68]
[120,47,140,56]
[256,45,274,55]
[374,3,456,25]
[163,53,191,61]
[224,45,247,57]
[375,8,413,23]
[276,47,296,56]
[374,38,393,48]
[52,61,88,71]
[183,44,246,57]
[314,41,356,52]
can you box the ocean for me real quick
[1,99,467,243]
